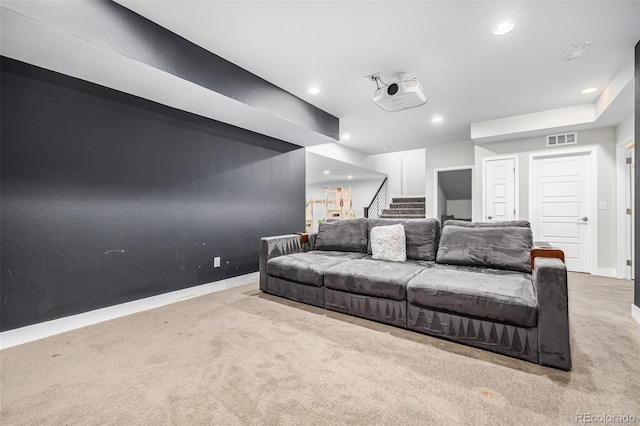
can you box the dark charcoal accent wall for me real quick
[0,57,305,331]
[635,40,639,308]
[3,0,339,139]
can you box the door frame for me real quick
[433,165,475,221]
[481,155,519,222]
[616,138,635,279]
[528,147,598,275]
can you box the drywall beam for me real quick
[1,0,339,144]
[471,104,595,143]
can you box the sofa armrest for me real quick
[259,234,315,291]
[531,247,565,269]
[534,257,571,370]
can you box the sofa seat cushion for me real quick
[304,250,368,260]
[434,263,524,276]
[407,268,537,327]
[325,258,427,300]
[267,253,360,287]
[408,259,435,268]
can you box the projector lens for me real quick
[387,83,399,96]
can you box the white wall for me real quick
[366,151,402,196]
[402,149,427,196]
[306,178,385,232]
[365,148,426,198]
[447,199,472,219]
[425,140,475,218]
[616,113,634,144]
[473,127,618,272]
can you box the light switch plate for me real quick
[598,201,606,210]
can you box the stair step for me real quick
[379,214,426,219]
[383,208,425,213]
[381,208,426,217]
[392,197,425,204]
[389,202,424,209]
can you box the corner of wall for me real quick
[615,113,635,144]
[596,268,617,278]
[632,304,640,326]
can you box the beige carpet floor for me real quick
[1,273,639,425]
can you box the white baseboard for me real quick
[595,268,617,278]
[0,272,258,350]
[633,304,640,326]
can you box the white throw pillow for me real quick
[371,224,407,262]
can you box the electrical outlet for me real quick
[214,257,221,268]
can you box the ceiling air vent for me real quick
[565,41,591,61]
[547,132,577,147]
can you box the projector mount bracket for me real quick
[365,72,409,89]
[365,72,387,89]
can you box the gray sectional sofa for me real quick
[259,218,571,371]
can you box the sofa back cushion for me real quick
[315,218,369,253]
[436,225,533,273]
[368,218,440,261]
[443,219,531,228]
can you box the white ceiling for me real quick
[115,0,640,155]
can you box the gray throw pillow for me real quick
[314,218,368,253]
[436,225,533,273]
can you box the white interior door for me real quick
[484,158,516,222]
[532,153,592,273]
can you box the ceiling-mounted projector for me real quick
[367,72,427,112]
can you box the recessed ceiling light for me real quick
[307,87,320,94]
[581,87,598,94]
[492,21,515,36]
[323,170,330,175]
[341,133,351,140]
[347,175,353,179]
[432,116,444,123]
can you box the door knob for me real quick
[581,216,588,222]
[488,215,492,220]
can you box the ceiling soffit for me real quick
[0,1,339,147]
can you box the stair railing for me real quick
[364,178,389,219]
